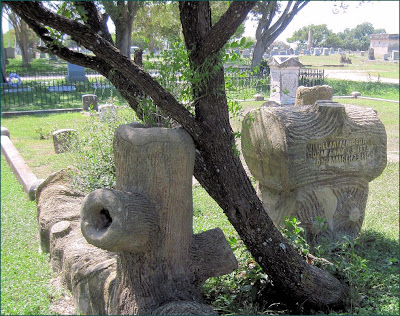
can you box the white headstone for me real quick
[268,56,303,106]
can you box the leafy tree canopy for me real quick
[287,22,387,51]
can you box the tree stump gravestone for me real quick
[80,124,238,314]
[242,101,387,243]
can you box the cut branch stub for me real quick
[81,124,237,314]
[81,188,158,253]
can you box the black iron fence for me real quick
[1,71,125,112]
[1,67,324,111]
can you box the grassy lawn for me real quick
[1,97,398,314]
[1,156,59,315]
[299,54,400,79]
[1,112,88,179]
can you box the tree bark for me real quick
[250,1,308,67]
[1,3,7,83]
[102,1,140,58]
[6,0,349,311]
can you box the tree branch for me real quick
[179,1,255,63]
[261,1,309,48]
[73,1,114,45]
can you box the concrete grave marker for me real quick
[82,94,98,111]
[268,55,303,106]
[368,48,375,60]
[241,101,387,243]
[391,50,399,60]
[52,129,78,154]
[5,47,15,59]
[66,63,88,81]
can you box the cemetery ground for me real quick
[1,96,399,315]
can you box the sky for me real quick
[244,1,400,43]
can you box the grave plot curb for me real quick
[1,108,83,118]
[1,127,43,201]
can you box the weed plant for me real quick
[71,107,138,193]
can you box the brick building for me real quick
[370,34,399,57]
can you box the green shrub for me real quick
[71,107,137,193]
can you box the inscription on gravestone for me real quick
[306,137,374,167]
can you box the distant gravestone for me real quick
[52,129,78,154]
[383,53,389,61]
[295,85,333,106]
[391,50,399,60]
[241,101,387,244]
[271,49,279,56]
[288,48,294,55]
[268,55,303,106]
[368,48,375,60]
[99,104,116,121]
[337,48,343,54]
[82,94,98,111]
[66,63,88,81]
[294,49,299,55]
[323,48,329,56]
[313,48,321,56]
[242,49,251,58]
[253,94,264,101]
[5,47,15,59]
[49,54,58,61]
[330,47,335,54]
[360,51,365,57]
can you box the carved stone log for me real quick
[295,85,333,106]
[242,101,387,243]
[36,167,83,253]
[81,124,238,314]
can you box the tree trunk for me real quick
[179,2,348,310]
[251,38,266,68]
[115,21,132,58]
[1,3,7,83]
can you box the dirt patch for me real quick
[49,276,76,315]
[387,152,399,163]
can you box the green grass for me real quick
[1,156,59,315]
[328,79,399,100]
[299,54,400,79]
[1,112,89,179]
[333,98,399,153]
[6,58,68,73]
